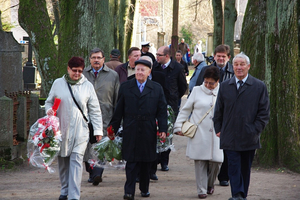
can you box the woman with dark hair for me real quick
[45,57,103,200]
[173,66,223,199]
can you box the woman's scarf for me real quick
[64,73,82,85]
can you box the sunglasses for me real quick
[71,69,83,73]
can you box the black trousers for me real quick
[225,150,255,198]
[151,149,171,174]
[218,151,229,182]
[125,161,151,195]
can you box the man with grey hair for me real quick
[213,52,270,200]
[189,52,206,93]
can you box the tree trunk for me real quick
[212,0,223,48]
[224,0,237,58]
[171,0,179,58]
[19,0,58,96]
[124,0,136,54]
[241,0,300,172]
[118,0,130,62]
[94,0,114,59]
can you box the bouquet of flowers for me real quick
[27,98,62,173]
[157,105,175,153]
[89,125,125,169]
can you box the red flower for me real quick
[107,125,115,140]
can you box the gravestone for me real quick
[0,29,24,97]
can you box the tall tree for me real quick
[241,0,300,172]
[19,0,133,96]
[211,0,223,48]
[224,0,237,58]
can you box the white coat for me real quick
[45,74,103,157]
[173,84,223,162]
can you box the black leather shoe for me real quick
[161,165,169,171]
[88,177,93,183]
[220,180,229,186]
[141,192,150,197]
[150,174,158,180]
[58,195,67,200]
[93,175,102,186]
[123,193,134,200]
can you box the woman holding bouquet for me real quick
[45,57,103,200]
[173,67,223,199]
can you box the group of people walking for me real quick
[44,42,269,200]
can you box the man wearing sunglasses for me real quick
[83,48,120,186]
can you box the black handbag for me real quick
[67,83,97,144]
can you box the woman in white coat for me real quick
[174,66,223,199]
[45,57,103,200]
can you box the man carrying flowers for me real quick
[109,56,168,200]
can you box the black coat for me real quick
[152,58,187,115]
[195,61,234,86]
[213,75,270,151]
[110,78,168,162]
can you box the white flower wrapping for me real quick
[27,115,62,173]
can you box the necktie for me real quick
[94,71,98,78]
[238,80,243,92]
[139,84,143,93]
[162,64,166,69]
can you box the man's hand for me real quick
[216,132,221,138]
[175,131,184,136]
[159,132,166,139]
[108,133,115,140]
[96,135,102,142]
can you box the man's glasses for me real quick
[156,54,165,57]
[71,69,83,73]
[91,56,104,60]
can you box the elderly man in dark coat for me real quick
[109,57,168,200]
[213,53,270,200]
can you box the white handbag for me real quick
[181,103,215,138]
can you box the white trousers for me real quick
[194,160,221,195]
[58,152,84,200]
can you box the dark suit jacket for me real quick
[152,58,187,115]
[213,75,270,151]
[109,78,168,162]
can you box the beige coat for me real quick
[173,85,223,162]
[45,75,103,157]
[83,64,119,136]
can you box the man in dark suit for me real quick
[109,57,168,200]
[195,44,234,187]
[213,53,270,200]
[151,45,187,172]
[195,44,234,87]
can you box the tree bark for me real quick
[171,0,179,58]
[19,0,58,96]
[241,0,300,172]
[224,0,237,58]
[212,0,223,48]
[124,0,136,55]
[118,0,130,62]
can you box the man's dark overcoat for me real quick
[110,78,168,162]
[213,75,270,151]
[152,58,187,115]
